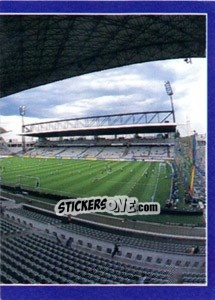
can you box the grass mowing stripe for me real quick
[37,160,103,195]
[72,162,126,196]
[129,162,157,202]
[127,163,152,202]
[123,162,149,198]
[87,161,134,196]
[1,157,171,204]
[0,157,204,225]
[154,163,172,206]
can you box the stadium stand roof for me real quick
[22,110,176,137]
[0,15,206,98]
[0,127,8,134]
[22,123,176,138]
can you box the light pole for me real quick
[19,105,26,153]
[164,81,176,123]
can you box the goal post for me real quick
[16,175,41,189]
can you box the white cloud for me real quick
[0,58,207,141]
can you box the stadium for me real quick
[0,15,206,285]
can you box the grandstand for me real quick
[0,199,206,285]
[0,15,206,285]
[0,136,11,156]
[193,135,206,203]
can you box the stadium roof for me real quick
[22,123,176,138]
[22,110,176,137]
[0,15,206,98]
[0,127,8,134]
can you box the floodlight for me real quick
[19,105,26,116]
[164,81,173,96]
[164,81,175,123]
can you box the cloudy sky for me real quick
[0,57,206,141]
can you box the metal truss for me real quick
[24,110,175,135]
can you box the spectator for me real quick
[193,246,200,254]
[66,237,73,249]
[111,239,120,258]
[67,214,72,223]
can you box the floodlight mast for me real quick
[19,106,26,153]
[164,81,176,123]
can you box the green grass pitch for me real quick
[0,156,204,225]
[0,156,172,206]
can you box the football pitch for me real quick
[0,156,205,225]
[0,156,172,206]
